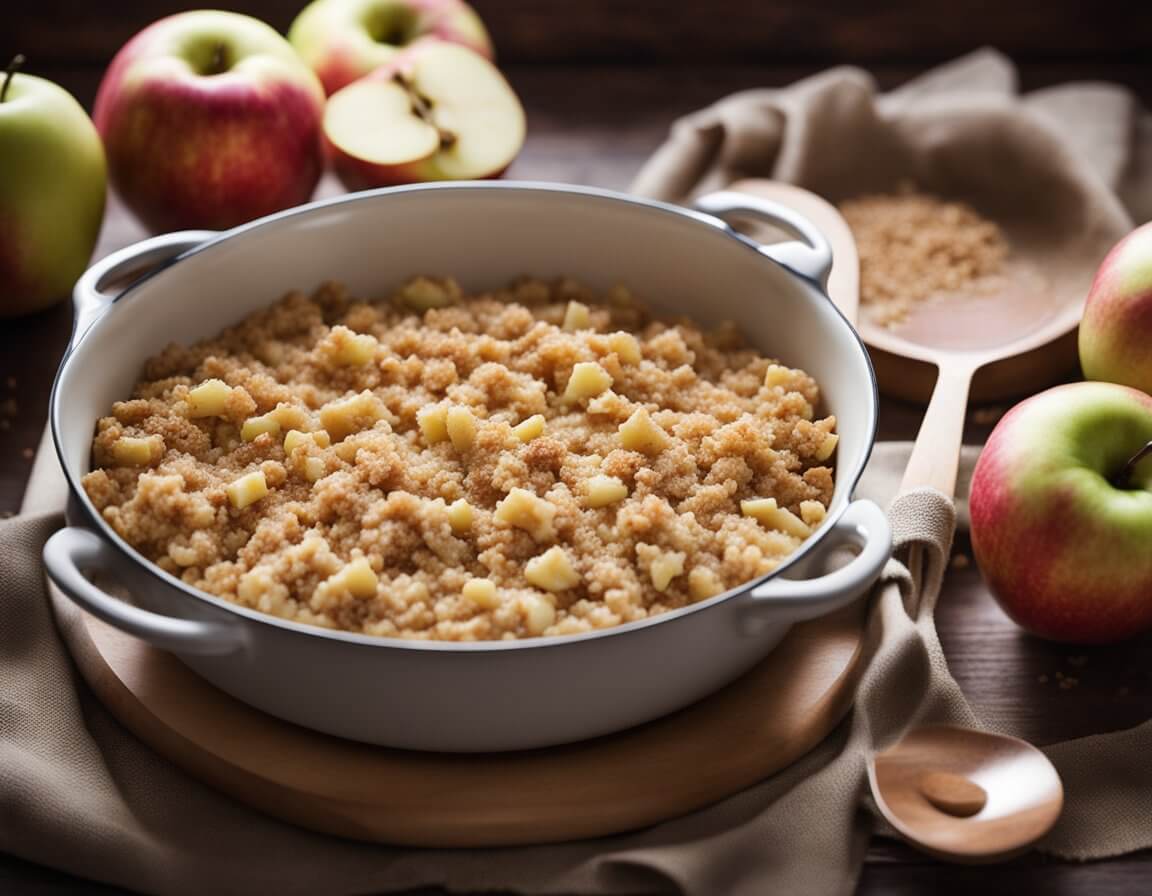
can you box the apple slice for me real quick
[324,41,525,190]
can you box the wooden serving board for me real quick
[62,596,869,847]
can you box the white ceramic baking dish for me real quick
[44,182,889,752]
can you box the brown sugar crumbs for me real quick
[839,187,1009,328]
[81,277,837,641]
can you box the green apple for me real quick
[323,41,524,190]
[289,0,493,96]
[1080,222,1152,395]
[0,56,105,318]
[94,11,325,233]
[970,381,1152,643]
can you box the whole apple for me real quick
[0,56,105,317]
[1079,222,1152,395]
[970,381,1152,643]
[289,0,492,95]
[94,11,325,233]
[324,41,524,190]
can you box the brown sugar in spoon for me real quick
[731,181,1076,861]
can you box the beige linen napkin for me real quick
[632,48,1150,227]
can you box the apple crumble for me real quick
[82,277,837,640]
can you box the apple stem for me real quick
[1,55,25,103]
[392,72,457,148]
[1115,440,1152,489]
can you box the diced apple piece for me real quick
[283,429,331,453]
[494,486,556,542]
[226,470,268,510]
[319,390,387,441]
[649,549,686,592]
[525,545,580,592]
[462,577,499,609]
[513,414,545,443]
[446,405,477,450]
[187,378,231,418]
[562,300,591,331]
[800,500,827,527]
[397,276,461,311]
[618,407,671,454]
[688,567,725,601]
[111,436,157,466]
[764,364,793,389]
[327,325,378,365]
[303,456,326,482]
[815,432,839,462]
[241,414,281,442]
[418,405,449,444]
[268,404,311,432]
[608,331,641,364]
[326,557,378,599]
[584,474,628,508]
[448,498,474,534]
[563,361,612,402]
[741,497,812,538]
[520,593,557,635]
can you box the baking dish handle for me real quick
[745,499,892,623]
[694,190,833,287]
[72,230,217,348]
[44,527,246,656]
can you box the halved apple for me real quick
[324,41,525,189]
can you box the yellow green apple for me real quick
[94,11,326,233]
[970,381,1152,643]
[0,56,105,317]
[323,41,524,190]
[1080,223,1152,395]
[289,0,493,96]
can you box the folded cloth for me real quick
[632,48,1151,226]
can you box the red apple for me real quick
[94,11,326,233]
[323,42,524,190]
[970,381,1152,644]
[289,0,493,96]
[1080,222,1152,395]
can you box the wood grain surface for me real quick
[2,58,1151,893]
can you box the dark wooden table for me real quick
[3,60,1151,894]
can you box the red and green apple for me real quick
[1080,222,1152,396]
[289,0,493,96]
[323,41,525,190]
[0,56,105,317]
[970,381,1152,644]
[94,11,326,233]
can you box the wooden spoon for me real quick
[733,180,1070,861]
[868,725,1064,862]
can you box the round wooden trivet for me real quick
[57,591,868,848]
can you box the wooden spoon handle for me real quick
[899,363,975,498]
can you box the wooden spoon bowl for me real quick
[869,725,1064,863]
